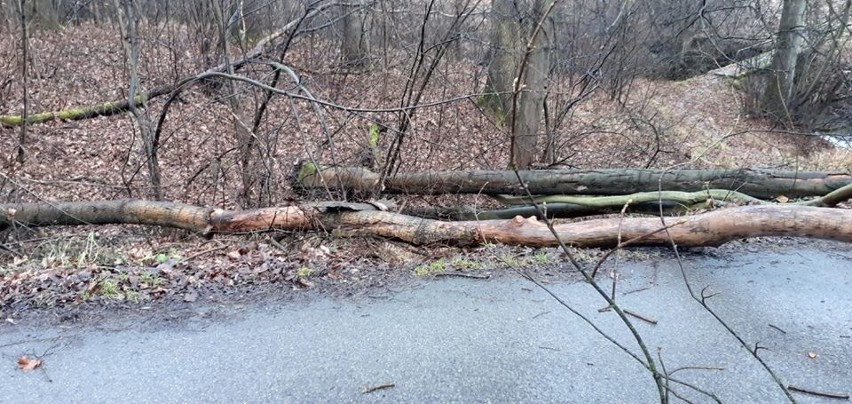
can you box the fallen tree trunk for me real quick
[0,200,389,234]
[407,189,759,220]
[405,201,690,221]
[407,183,852,220]
[3,200,851,248]
[295,164,852,199]
[0,3,334,128]
[0,85,173,127]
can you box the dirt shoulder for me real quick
[0,224,628,325]
[3,224,846,329]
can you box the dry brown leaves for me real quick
[1,22,850,312]
[17,355,43,371]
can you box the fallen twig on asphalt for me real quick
[624,309,658,325]
[362,382,395,394]
[434,272,491,279]
[787,385,850,400]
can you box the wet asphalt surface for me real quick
[1,241,851,403]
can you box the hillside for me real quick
[0,22,850,312]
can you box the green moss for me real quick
[297,266,314,278]
[236,30,268,49]
[368,123,381,147]
[0,116,21,126]
[0,95,147,127]
[296,162,319,182]
[475,93,506,127]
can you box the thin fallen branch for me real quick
[434,272,491,279]
[786,385,850,400]
[624,309,659,325]
[362,382,395,394]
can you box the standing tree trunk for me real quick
[487,0,552,169]
[16,0,28,164]
[762,0,807,124]
[115,0,162,200]
[212,0,262,208]
[31,0,58,27]
[340,2,370,69]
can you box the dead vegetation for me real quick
[1,7,850,314]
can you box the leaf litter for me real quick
[0,23,849,320]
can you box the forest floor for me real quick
[1,23,851,321]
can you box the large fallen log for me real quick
[710,50,774,79]
[0,200,387,234]
[3,200,851,248]
[294,164,852,199]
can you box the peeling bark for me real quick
[2,200,851,248]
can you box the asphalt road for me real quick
[2,242,851,403]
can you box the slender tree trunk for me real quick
[212,0,261,208]
[487,0,551,169]
[31,0,58,27]
[16,0,28,164]
[762,0,807,123]
[1,1,10,31]
[115,0,162,200]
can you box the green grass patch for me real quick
[450,258,482,270]
[414,259,447,276]
[138,249,182,266]
[533,251,551,264]
[297,266,314,279]
[82,278,125,301]
[140,272,166,288]
[31,232,126,269]
[499,254,523,267]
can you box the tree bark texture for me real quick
[762,0,807,121]
[2,201,851,248]
[488,0,551,169]
[340,3,370,68]
[295,165,852,199]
